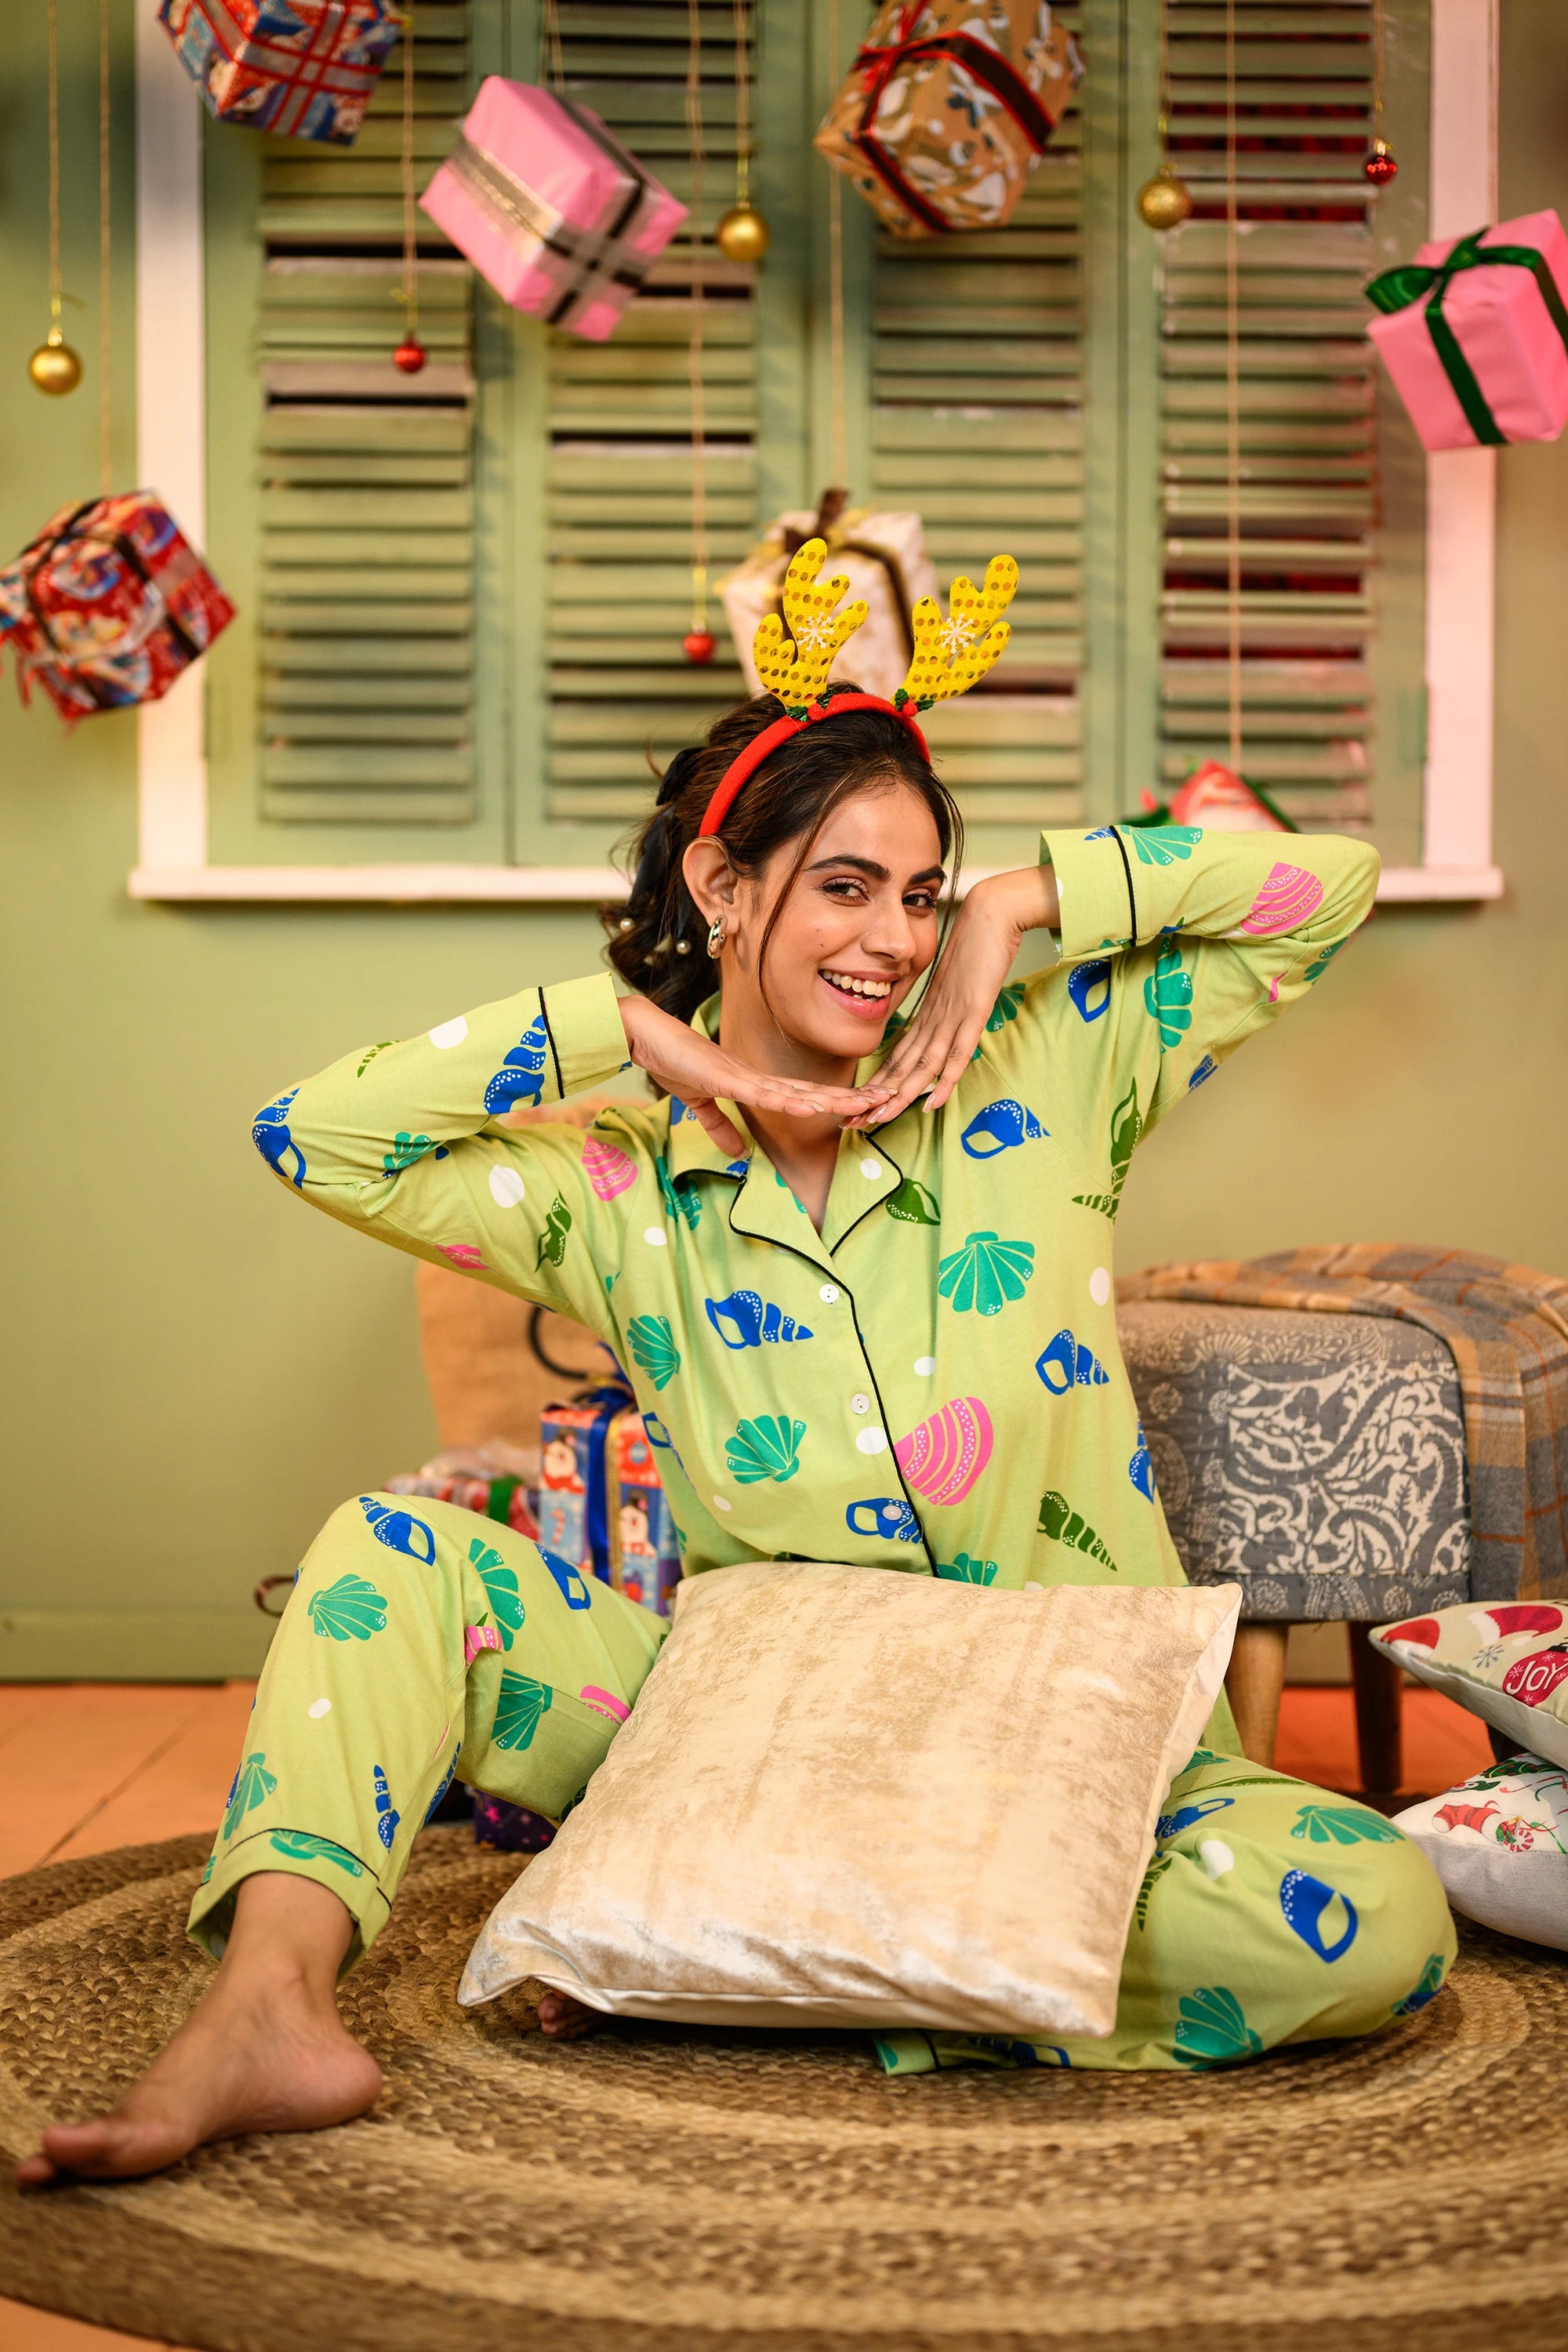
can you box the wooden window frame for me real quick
[130,0,1502,906]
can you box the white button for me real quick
[859,1157,882,1180]
[644,1227,668,1247]
[428,1014,467,1049]
[850,1393,871,1415]
[913,1355,935,1377]
[488,1166,525,1208]
[855,1428,888,1454]
[818,1283,840,1304]
[712,1494,732,1513]
[1088,1265,1112,1305]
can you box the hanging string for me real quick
[1369,0,1385,156]
[99,0,112,489]
[540,0,565,93]
[46,0,64,347]
[826,0,847,488]
[1224,0,1243,776]
[686,0,710,643]
[393,7,424,365]
[732,0,750,210]
[1486,0,1498,218]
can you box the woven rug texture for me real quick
[2,1828,1566,2352]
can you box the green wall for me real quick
[2,5,1565,1678]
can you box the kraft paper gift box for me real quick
[158,0,399,145]
[1366,211,1568,451]
[815,0,1080,239]
[420,76,688,343]
[718,507,938,705]
[0,492,234,722]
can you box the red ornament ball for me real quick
[1363,143,1398,187]
[394,337,428,375]
[683,629,717,664]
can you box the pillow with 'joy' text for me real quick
[1370,1600,1568,1769]
[1395,1752,1568,1951]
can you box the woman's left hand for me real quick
[855,866,1059,1123]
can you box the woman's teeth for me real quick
[822,970,892,1000]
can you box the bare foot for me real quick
[16,1872,380,2187]
[538,1987,603,2042]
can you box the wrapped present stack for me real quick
[421,75,688,341]
[158,0,401,145]
[1367,209,1568,451]
[718,492,938,706]
[815,0,1081,238]
[383,1442,543,1541]
[0,493,234,720]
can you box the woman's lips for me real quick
[818,970,897,1022]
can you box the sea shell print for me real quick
[1067,959,1110,1023]
[1129,824,1202,868]
[895,1396,993,1506]
[937,1231,1035,1316]
[440,1242,488,1271]
[1072,1079,1142,1220]
[307,1572,388,1643]
[372,1763,400,1851]
[468,1537,524,1647]
[705,1291,813,1349]
[1240,861,1324,935]
[493,1671,554,1752]
[627,1312,681,1389]
[847,1497,923,1543]
[885,1174,941,1225]
[1188,1055,1218,1091]
[483,1014,550,1114]
[535,1191,572,1270]
[581,1686,630,1723]
[960,1099,1047,1160]
[582,1134,637,1201]
[1279,1867,1359,1962]
[725,1414,806,1484]
[936,1554,998,1584]
[1173,1986,1262,2066]
[1128,1420,1156,1499]
[1036,1490,1117,1570]
[1035,1328,1109,1395]
[1142,943,1192,1047]
[1290,1804,1403,1847]
[358,1495,437,1564]
[222,1751,277,1840]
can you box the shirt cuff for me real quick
[1040,827,1140,962]
[541,972,631,1098]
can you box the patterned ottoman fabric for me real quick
[1120,1303,1471,1624]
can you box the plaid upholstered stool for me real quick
[1120,1301,1472,1793]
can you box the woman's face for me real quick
[723,781,946,1063]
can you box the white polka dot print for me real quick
[488,1166,526,1208]
[913,1355,935,1376]
[1200,1839,1235,1881]
[855,1428,888,1454]
[1088,1265,1112,1305]
[428,1015,468,1049]
[644,1227,667,1247]
[859,1157,882,1180]
[712,1494,732,1512]
[309,1697,332,1719]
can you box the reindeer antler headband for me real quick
[696,539,1019,837]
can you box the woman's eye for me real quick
[905,892,938,913]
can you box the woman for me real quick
[20,551,1452,2185]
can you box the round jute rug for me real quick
[2,1830,1565,2352]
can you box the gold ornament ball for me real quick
[716,201,771,265]
[1137,168,1193,232]
[29,334,83,396]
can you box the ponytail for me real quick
[601,684,962,1025]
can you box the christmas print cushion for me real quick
[1370,1601,1568,1771]
[1394,1754,1568,1951]
[459,1564,1240,2040]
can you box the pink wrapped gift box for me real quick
[158,0,399,145]
[1367,209,1568,451]
[420,77,688,343]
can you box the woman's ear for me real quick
[681,837,741,927]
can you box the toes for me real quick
[15,2151,60,2187]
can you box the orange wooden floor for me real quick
[0,1677,1493,2352]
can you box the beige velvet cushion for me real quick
[459,1564,1241,2041]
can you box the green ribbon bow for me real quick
[1367,227,1568,446]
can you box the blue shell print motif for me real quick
[706,1292,813,1349]
[1129,1420,1156,1499]
[484,1014,550,1115]
[848,1497,922,1544]
[960,1099,1047,1160]
[372,1763,401,1852]
[937,1232,1034,1316]
[1067,960,1110,1024]
[1035,1328,1109,1395]
[358,1495,437,1564]
[1279,1869,1359,1962]
[541,1548,592,1610]
[253,1090,307,1188]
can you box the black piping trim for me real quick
[538,985,565,1101]
[828,1135,907,1259]
[1109,826,1139,946]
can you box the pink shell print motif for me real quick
[1240,862,1325,936]
[441,1242,489,1271]
[580,1685,630,1722]
[895,1396,994,1507]
[582,1136,637,1203]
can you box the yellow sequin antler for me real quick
[894,555,1019,714]
[753,537,870,719]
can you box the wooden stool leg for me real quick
[1349,1628,1403,1798]
[1225,1623,1290,1767]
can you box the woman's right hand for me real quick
[619,995,888,1156]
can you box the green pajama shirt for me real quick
[199,821,1456,2071]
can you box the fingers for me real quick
[688,1096,747,1158]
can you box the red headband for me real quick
[696,692,931,838]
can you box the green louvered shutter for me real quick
[544,3,757,823]
[1157,0,1426,844]
[869,2,1085,845]
[255,1,477,828]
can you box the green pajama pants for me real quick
[191,1493,1456,2075]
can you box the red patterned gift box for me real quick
[158,0,400,146]
[0,493,234,722]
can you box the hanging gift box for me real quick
[815,1,1081,240]
[420,77,688,343]
[158,0,400,146]
[718,499,938,704]
[0,492,234,722]
[1135,759,1296,834]
[1367,211,1568,452]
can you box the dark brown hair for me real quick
[601,684,963,1023]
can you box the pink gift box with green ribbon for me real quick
[1367,209,1568,451]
